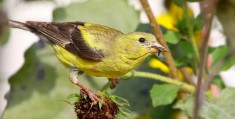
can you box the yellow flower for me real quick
[148,59,170,74]
[157,3,193,32]
[178,67,193,81]
[148,59,193,81]
[157,13,178,32]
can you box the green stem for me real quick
[190,32,200,63]
[183,2,200,63]
[133,71,195,93]
[100,81,112,91]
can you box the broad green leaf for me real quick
[175,88,235,119]
[53,0,140,33]
[179,41,194,59]
[201,88,235,119]
[150,84,180,107]
[168,41,195,68]
[221,56,235,71]
[174,95,194,117]
[164,30,180,44]
[3,42,107,119]
[210,45,229,67]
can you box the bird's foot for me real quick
[69,68,105,104]
[81,88,105,105]
[108,77,120,89]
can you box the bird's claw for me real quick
[108,77,120,89]
[81,89,105,105]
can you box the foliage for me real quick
[175,88,235,119]
[150,84,180,107]
[53,0,139,33]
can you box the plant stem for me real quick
[101,81,112,91]
[140,0,178,80]
[180,67,196,87]
[182,2,200,63]
[202,60,224,91]
[193,1,217,119]
[134,71,195,93]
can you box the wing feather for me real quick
[25,21,122,61]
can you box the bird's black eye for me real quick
[138,37,146,43]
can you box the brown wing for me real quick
[25,21,104,61]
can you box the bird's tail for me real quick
[8,20,31,31]
[0,9,31,32]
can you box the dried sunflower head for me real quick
[74,90,119,119]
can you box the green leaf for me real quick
[168,41,195,68]
[174,95,194,116]
[3,42,107,119]
[221,56,235,71]
[172,0,185,7]
[53,0,140,33]
[177,18,188,35]
[201,88,235,119]
[180,41,194,58]
[66,93,80,99]
[210,45,229,67]
[118,107,133,118]
[211,76,225,89]
[175,88,235,119]
[2,44,77,119]
[113,59,163,115]
[194,14,203,32]
[110,95,130,107]
[164,30,180,44]
[150,84,180,107]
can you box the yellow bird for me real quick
[8,20,166,103]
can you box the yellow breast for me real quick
[52,45,142,78]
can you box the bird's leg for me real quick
[108,77,120,89]
[69,68,105,104]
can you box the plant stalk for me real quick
[134,71,195,93]
[193,1,217,119]
[140,0,178,80]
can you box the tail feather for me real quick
[0,9,30,32]
[8,20,31,31]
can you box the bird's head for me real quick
[115,32,166,59]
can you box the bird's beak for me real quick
[148,42,167,56]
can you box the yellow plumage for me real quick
[8,20,166,103]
